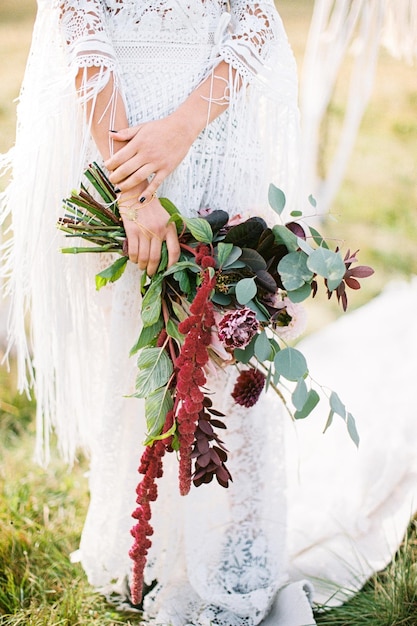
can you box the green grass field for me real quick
[1,1,416,624]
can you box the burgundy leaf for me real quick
[348,265,374,278]
[345,277,361,290]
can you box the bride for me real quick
[2,1,416,625]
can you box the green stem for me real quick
[61,246,123,254]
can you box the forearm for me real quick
[170,60,238,143]
[103,60,240,195]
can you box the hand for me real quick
[105,113,197,200]
[119,191,180,276]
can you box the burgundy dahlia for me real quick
[218,307,259,349]
[231,369,266,408]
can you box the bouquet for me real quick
[58,163,373,603]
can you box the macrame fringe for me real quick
[1,2,301,467]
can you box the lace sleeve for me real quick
[220,0,280,82]
[58,0,117,71]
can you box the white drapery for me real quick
[300,0,417,213]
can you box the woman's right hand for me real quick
[118,189,180,276]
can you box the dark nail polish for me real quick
[139,196,146,203]
[114,187,121,193]
[109,129,118,133]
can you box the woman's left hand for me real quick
[105,113,197,201]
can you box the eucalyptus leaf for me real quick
[269,338,281,356]
[95,256,128,290]
[308,194,317,208]
[286,282,312,303]
[223,260,246,270]
[216,242,234,267]
[294,389,320,419]
[297,237,314,256]
[329,391,347,419]
[246,299,269,322]
[273,369,280,386]
[309,226,329,249]
[347,412,360,447]
[323,409,335,433]
[222,246,242,268]
[274,347,308,381]
[254,331,272,362]
[265,365,273,391]
[268,183,286,215]
[278,251,313,291]
[307,248,345,289]
[236,277,257,305]
[292,378,308,411]
[212,292,232,305]
[234,335,256,364]
[272,224,299,252]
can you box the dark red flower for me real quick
[201,255,216,268]
[218,307,259,349]
[129,440,165,605]
[174,271,217,495]
[231,369,266,408]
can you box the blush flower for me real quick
[218,307,259,349]
[273,297,307,341]
[231,369,266,408]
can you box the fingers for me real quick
[137,171,165,204]
[110,126,140,141]
[146,237,163,277]
[123,221,177,277]
[105,126,142,173]
[165,224,181,268]
[111,161,156,190]
[137,232,151,273]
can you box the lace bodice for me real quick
[58,0,281,82]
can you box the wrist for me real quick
[170,105,204,144]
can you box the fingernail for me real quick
[139,196,146,203]
[109,129,118,133]
[114,187,121,193]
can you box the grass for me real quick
[315,526,417,626]
[0,368,140,626]
[1,0,417,624]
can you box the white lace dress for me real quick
[1,1,309,625]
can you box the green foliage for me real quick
[268,183,286,215]
[95,256,128,290]
[315,521,417,626]
[0,365,139,625]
